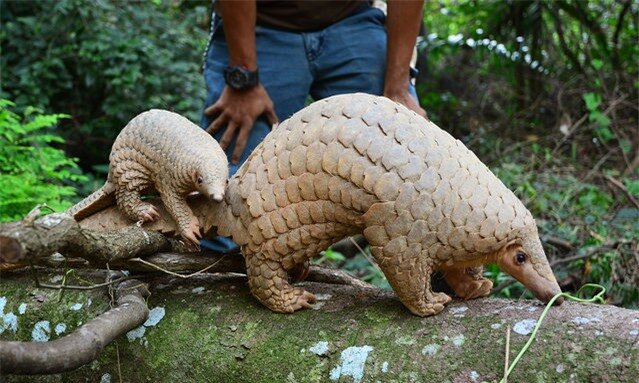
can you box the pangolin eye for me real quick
[515,251,527,264]
[197,176,204,184]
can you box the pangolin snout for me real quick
[210,192,224,202]
[535,286,564,305]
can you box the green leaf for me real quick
[625,179,639,197]
[582,93,601,111]
[591,59,604,70]
[595,126,615,143]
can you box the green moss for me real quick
[0,272,108,343]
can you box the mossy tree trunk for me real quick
[1,270,637,382]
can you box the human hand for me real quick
[205,84,278,164]
[384,88,428,120]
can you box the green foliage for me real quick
[0,99,87,222]
[583,93,614,143]
[316,248,346,264]
[422,0,638,79]
[0,0,210,167]
[488,144,638,307]
[418,0,638,142]
[625,179,639,197]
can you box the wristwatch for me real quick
[224,65,259,91]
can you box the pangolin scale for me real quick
[211,93,562,316]
[68,109,228,244]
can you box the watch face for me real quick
[225,66,258,90]
[228,69,248,89]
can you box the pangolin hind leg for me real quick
[245,250,316,313]
[113,169,160,223]
[443,266,493,300]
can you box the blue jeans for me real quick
[200,5,418,253]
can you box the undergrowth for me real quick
[0,99,86,221]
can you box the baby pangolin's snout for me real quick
[210,192,224,202]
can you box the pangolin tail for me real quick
[67,182,116,221]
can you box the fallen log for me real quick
[0,271,637,382]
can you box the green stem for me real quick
[500,284,606,383]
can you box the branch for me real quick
[547,4,584,73]
[555,1,611,60]
[604,174,639,209]
[2,250,373,291]
[611,0,631,70]
[0,212,191,265]
[0,279,149,375]
[542,236,575,252]
[550,240,635,267]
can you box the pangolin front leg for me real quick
[157,187,201,245]
[443,266,493,300]
[367,242,451,317]
[245,251,316,313]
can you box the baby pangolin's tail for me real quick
[67,182,116,221]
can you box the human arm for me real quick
[204,0,278,164]
[384,0,427,117]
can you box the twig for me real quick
[503,325,511,383]
[543,236,575,252]
[349,236,385,277]
[604,174,639,209]
[551,240,633,267]
[106,267,125,383]
[584,150,614,181]
[116,344,123,383]
[307,266,373,289]
[499,284,606,383]
[130,254,227,279]
[551,94,627,158]
[22,204,54,226]
[492,279,516,295]
[551,113,588,156]
[35,274,143,291]
[623,150,639,177]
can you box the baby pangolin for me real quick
[213,93,563,316]
[68,109,228,244]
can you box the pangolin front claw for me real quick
[180,217,202,247]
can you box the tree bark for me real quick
[0,198,209,266]
[0,271,637,382]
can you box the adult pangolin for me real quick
[68,109,228,244]
[212,93,563,316]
